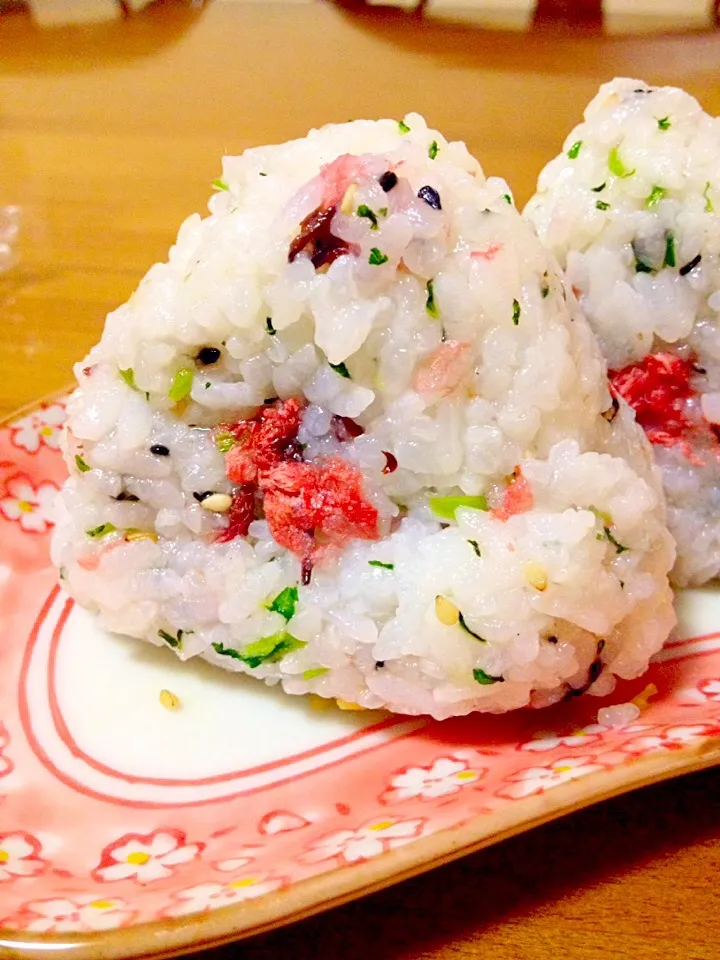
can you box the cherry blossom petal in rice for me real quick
[163,875,288,918]
[496,756,606,800]
[300,817,426,865]
[92,829,204,885]
[379,756,485,804]
[0,832,48,883]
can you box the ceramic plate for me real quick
[0,394,719,960]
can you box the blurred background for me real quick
[1,0,720,420]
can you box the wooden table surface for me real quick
[0,2,719,957]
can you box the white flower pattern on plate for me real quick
[697,679,720,703]
[380,757,484,804]
[10,404,66,454]
[519,724,607,752]
[93,830,204,885]
[620,723,720,755]
[301,817,425,865]
[163,875,286,917]
[0,832,47,882]
[3,896,135,933]
[496,756,605,800]
[0,476,57,533]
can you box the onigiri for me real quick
[52,114,675,719]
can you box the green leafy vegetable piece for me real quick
[567,141,583,159]
[303,667,329,680]
[512,299,521,325]
[368,560,394,571]
[368,248,389,266]
[664,233,676,268]
[704,182,714,213]
[646,186,666,208]
[604,527,628,554]
[266,585,299,622]
[590,505,613,527]
[428,140,439,160]
[329,361,351,379]
[357,204,379,230]
[635,259,653,274]
[473,668,504,685]
[657,116,671,131]
[429,495,488,520]
[378,207,388,217]
[212,179,229,191]
[459,613,486,642]
[119,368,136,390]
[266,317,276,335]
[398,119,411,134]
[596,201,610,211]
[608,146,636,178]
[502,193,513,205]
[75,454,91,473]
[591,183,606,193]
[158,628,184,649]
[468,540,481,557]
[168,368,193,403]
[213,631,306,669]
[425,279,439,318]
[86,522,116,539]
[215,431,236,454]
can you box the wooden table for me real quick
[0,3,718,957]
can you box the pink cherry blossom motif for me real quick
[0,723,13,780]
[213,846,261,873]
[3,896,136,933]
[380,757,485,804]
[10,404,66,454]
[496,756,605,800]
[519,724,607,753]
[0,475,58,534]
[697,679,720,703]
[300,817,426,865]
[0,832,47,883]
[163,874,287,918]
[258,810,310,836]
[620,723,720,756]
[92,829,204,885]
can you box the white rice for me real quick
[525,78,720,586]
[52,114,675,719]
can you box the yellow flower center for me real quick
[0,850,8,863]
[18,500,33,513]
[368,820,394,832]
[455,771,477,781]
[40,426,53,437]
[554,765,572,774]
[126,851,151,865]
[229,877,258,889]
[90,900,114,910]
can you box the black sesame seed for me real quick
[193,491,214,502]
[301,558,313,585]
[679,254,702,276]
[374,660,386,670]
[196,346,221,365]
[379,171,398,192]
[114,491,139,502]
[693,363,707,375]
[150,444,170,456]
[417,185,442,210]
[547,635,558,644]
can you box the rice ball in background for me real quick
[52,114,675,719]
[525,78,720,587]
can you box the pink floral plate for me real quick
[0,394,719,960]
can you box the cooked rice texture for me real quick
[525,78,720,586]
[53,114,675,718]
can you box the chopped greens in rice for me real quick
[525,78,720,587]
[52,113,675,719]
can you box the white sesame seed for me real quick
[435,595,460,626]
[199,493,233,513]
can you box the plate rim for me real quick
[0,743,718,960]
[1,393,720,960]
